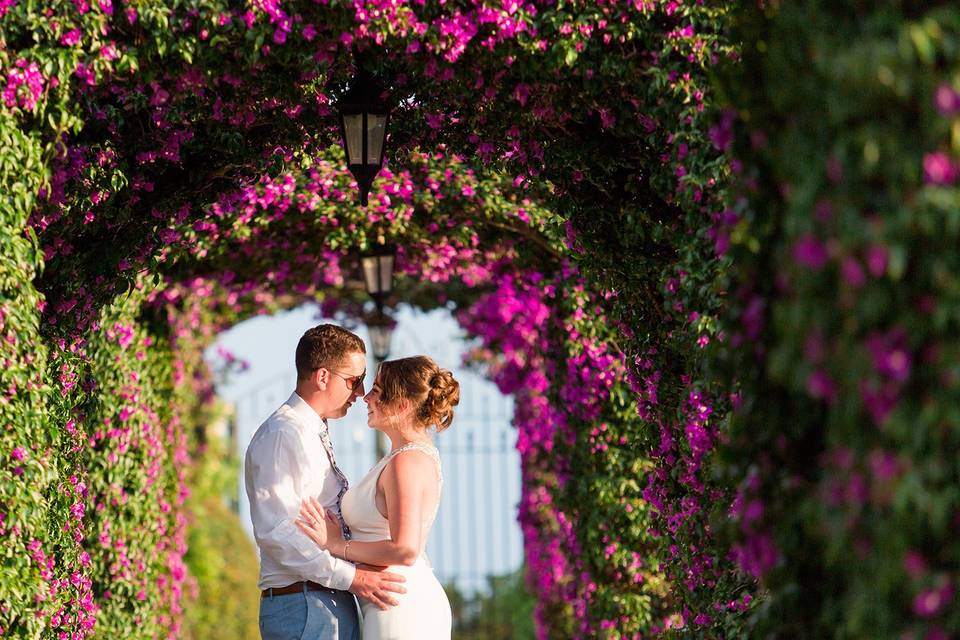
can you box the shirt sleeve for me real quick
[246,427,356,591]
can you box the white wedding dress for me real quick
[340,442,452,639]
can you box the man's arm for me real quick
[246,428,356,590]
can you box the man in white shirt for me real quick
[245,324,405,639]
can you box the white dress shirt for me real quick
[244,392,357,591]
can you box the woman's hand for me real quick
[296,496,345,555]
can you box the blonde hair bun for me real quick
[423,368,460,431]
[377,356,461,431]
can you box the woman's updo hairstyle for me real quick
[376,356,460,431]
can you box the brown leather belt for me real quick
[261,581,325,598]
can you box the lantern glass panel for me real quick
[343,114,364,164]
[369,324,393,361]
[376,254,394,293]
[361,254,395,296]
[366,113,388,163]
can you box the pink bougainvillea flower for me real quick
[732,532,778,579]
[806,369,837,403]
[859,379,899,425]
[708,110,735,152]
[792,234,829,270]
[867,449,899,482]
[866,329,911,382]
[60,29,82,46]
[913,580,953,618]
[934,84,960,116]
[923,152,959,185]
[2,59,46,111]
[903,551,927,579]
[865,244,888,277]
[926,626,949,640]
[840,256,866,287]
[598,108,616,130]
[512,83,530,106]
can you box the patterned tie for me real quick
[317,420,352,540]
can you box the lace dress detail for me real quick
[388,441,441,476]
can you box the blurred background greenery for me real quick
[182,404,260,640]
[446,569,537,640]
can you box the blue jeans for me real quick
[259,586,360,640]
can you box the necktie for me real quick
[317,421,352,540]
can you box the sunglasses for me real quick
[328,368,366,392]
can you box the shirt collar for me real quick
[287,392,326,433]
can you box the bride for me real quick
[297,355,459,639]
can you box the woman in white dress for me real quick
[297,355,459,640]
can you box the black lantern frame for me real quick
[337,58,391,207]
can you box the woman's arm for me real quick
[299,450,435,567]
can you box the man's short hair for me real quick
[295,324,365,382]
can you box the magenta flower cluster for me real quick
[2,59,47,111]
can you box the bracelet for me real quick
[343,540,352,562]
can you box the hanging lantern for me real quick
[337,63,390,206]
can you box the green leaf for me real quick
[909,24,935,64]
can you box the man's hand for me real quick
[349,564,407,610]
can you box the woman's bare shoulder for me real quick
[382,447,440,485]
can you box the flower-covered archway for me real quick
[5,0,960,638]
[2,0,736,631]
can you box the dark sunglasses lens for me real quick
[353,373,366,391]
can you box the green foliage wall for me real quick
[0,222,56,637]
[0,280,190,637]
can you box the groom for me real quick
[245,324,405,639]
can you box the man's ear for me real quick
[314,367,329,390]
